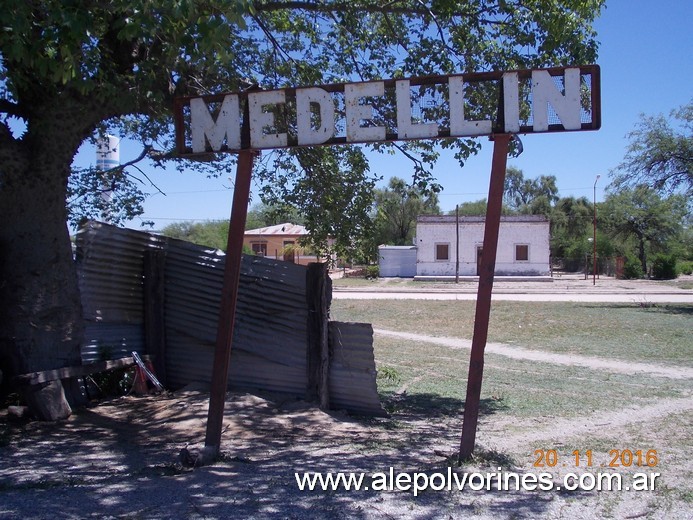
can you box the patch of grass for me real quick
[460,446,517,468]
[377,366,401,385]
[371,335,689,420]
[332,300,693,367]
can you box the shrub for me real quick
[678,260,693,276]
[365,265,379,279]
[622,256,644,279]
[651,254,678,280]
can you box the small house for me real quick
[244,223,327,265]
[378,245,418,277]
[416,215,550,276]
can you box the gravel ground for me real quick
[1,277,691,519]
[1,384,690,519]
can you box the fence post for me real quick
[144,249,167,385]
[306,262,331,410]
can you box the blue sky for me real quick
[72,0,692,230]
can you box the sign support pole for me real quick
[459,133,511,462]
[204,148,255,455]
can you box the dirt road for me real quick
[332,274,693,303]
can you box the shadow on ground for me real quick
[0,389,595,519]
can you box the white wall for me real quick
[379,246,417,277]
[416,219,550,276]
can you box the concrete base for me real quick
[413,275,554,283]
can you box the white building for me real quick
[378,245,418,277]
[415,215,550,277]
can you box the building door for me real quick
[476,246,483,276]
[283,241,295,263]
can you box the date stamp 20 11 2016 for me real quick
[533,449,659,469]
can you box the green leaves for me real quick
[611,101,693,197]
[1,0,605,255]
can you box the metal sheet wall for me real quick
[328,322,387,416]
[163,238,309,395]
[76,222,166,362]
[76,222,384,416]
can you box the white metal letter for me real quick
[448,77,492,136]
[190,95,241,152]
[503,72,520,133]
[248,90,288,148]
[396,80,438,139]
[532,68,581,131]
[296,87,335,145]
[344,82,386,142]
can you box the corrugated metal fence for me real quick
[75,221,384,416]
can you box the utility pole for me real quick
[593,174,600,285]
[455,204,460,283]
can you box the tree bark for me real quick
[0,133,84,418]
[637,234,647,275]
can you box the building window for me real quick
[515,244,529,262]
[435,243,449,261]
[252,243,267,256]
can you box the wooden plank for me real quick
[306,262,331,409]
[14,357,136,386]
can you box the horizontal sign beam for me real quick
[174,65,600,155]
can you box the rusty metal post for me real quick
[459,133,511,462]
[204,149,255,454]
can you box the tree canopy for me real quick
[373,176,440,248]
[0,0,605,402]
[610,101,693,198]
[1,0,605,255]
[503,167,559,214]
[602,186,688,273]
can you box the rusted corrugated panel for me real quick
[163,239,309,395]
[328,322,387,417]
[76,223,385,417]
[76,222,165,361]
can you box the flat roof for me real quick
[417,215,549,223]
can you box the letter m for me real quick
[190,95,241,153]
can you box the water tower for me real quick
[96,135,120,222]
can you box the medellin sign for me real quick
[174,65,600,154]
[179,64,601,462]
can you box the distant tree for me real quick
[503,167,559,214]
[602,186,688,273]
[160,202,307,250]
[447,199,515,216]
[610,101,692,197]
[160,220,230,250]
[245,203,305,231]
[548,196,590,267]
[374,177,440,247]
[503,167,530,211]
[449,199,487,216]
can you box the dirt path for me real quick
[374,328,693,380]
[487,396,693,446]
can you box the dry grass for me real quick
[332,300,693,366]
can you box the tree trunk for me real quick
[0,146,83,419]
[637,236,647,275]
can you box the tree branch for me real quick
[0,99,26,119]
[254,0,502,24]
